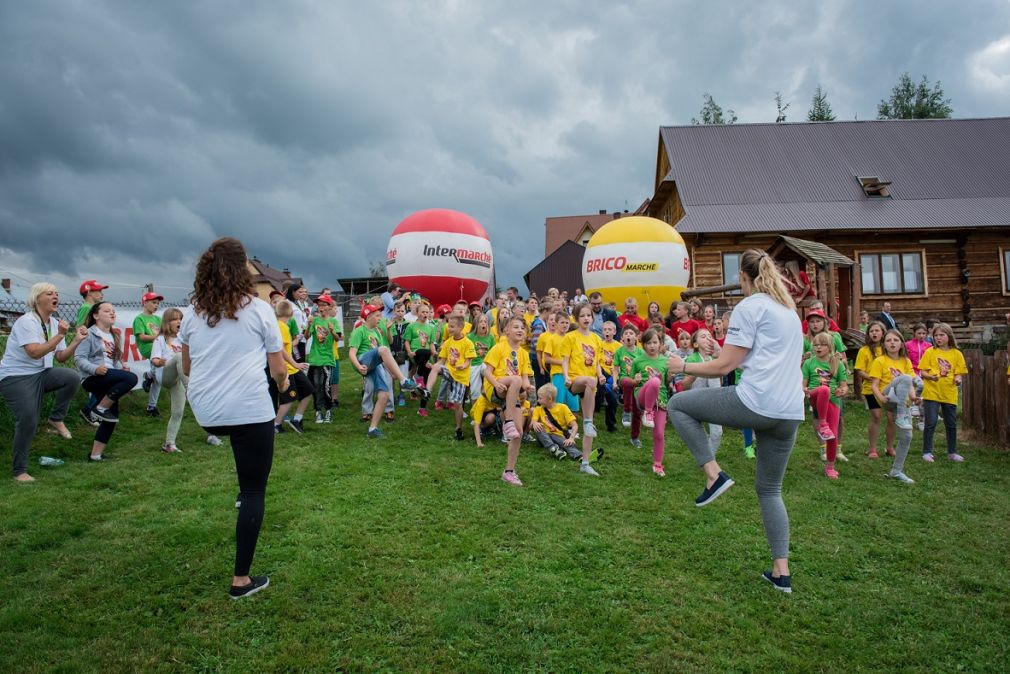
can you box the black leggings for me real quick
[205,421,275,576]
[413,349,432,409]
[82,370,138,444]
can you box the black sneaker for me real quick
[145,407,161,418]
[455,428,465,441]
[762,570,792,594]
[79,408,99,427]
[229,575,269,599]
[142,372,153,393]
[92,408,119,424]
[274,424,285,434]
[695,471,734,507]
[286,419,304,434]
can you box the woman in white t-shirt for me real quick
[667,249,804,594]
[178,237,288,600]
[0,282,88,482]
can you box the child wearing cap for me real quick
[348,304,419,438]
[307,294,339,423]
[135,291,164,417]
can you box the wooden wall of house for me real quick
[680,229,1010,329]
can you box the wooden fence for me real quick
[961,349,1010,448]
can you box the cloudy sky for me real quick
[2,0,1009,301]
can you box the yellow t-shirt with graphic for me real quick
[562,330,602,379]
[600,339,620,378]
[532,402,576,437]
[483,342,533,399]
[868,354,914,392]
[919,347,967,405]
[438,335,477,385]
[854,345,883,396]
[278,320,299,375]
[540,332,564,376]
[441,321,472,343]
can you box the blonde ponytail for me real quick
[740,250,795,310]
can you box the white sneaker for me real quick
[206,435,223,446]
[888,471,915,484]
[315,412,324,424]
[580,462,600,477]
[583,419,598,438]
[621,412,631,428]
[836,450,848,462]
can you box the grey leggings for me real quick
[0,368,80,476]
[667,386,801,560]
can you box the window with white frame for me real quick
[860,251,925,295]
[722,252,742,295]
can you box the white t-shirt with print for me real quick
[178,297,283,427]
[94,328,117,368]
[151,335,183,366]
[725,293,805,420]
[0,313,61,381]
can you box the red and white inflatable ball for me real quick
[386,209,493,308]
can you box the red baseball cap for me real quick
[79,280,108,295]
[316,294,335,305]
[269,289,283,299]
[468,301,482,308]
[806,309,826,319]
[142,292,164,302]
[360,304,381,319]
[436,304,452,317]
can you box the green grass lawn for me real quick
[1,361,1009,673]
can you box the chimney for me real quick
[283,267,291,277]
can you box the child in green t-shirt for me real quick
[135,292,164,415]
[307,295,339,423]
[681,327,723,458]
[632,328,674,477]
[802,332,849,480]
[615,323,642,431]
[467,314,497,404]
[405,303,439,416]
[348,305,419,437]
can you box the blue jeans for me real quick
[358,349,391,394]
[922,400,958,455]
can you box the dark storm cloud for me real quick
[1,0,1009,298]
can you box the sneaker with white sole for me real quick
[641,410,655,429]
[315,412,324,424]
[583,419,598,438]
[835,450,848,462]
[502,420,520,440]
[761,570,792,594]
[501,470,523,486]
[888,471,915,484]
[579,462,600,477]
[229,575,269,599]
[630,438,642,449]
[621,412,631,428]
[92,408,119,424]
[922,452,935,463]
[652,463,666,478]
[206,435,223,446]
[695,471,734,506]
[948,453,965,462]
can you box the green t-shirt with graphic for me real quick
[375,318,390,347]
[307,316,336,366]
[132,313,162,359]
[467,333,497,366]
[348,325,383,356]
[404,321,438,352]
[68,302,92,345]
[614,345,642,380]
[801,356,848,406]
[632,354,671,407]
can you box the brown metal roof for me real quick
[658,117,1010,233]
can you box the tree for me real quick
[691,93,737,125]
[877,73,952,120]
[807,84,836,122]
[368,260,387,278]
[774,92,791,123]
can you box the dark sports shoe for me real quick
[229,575,269,599]
[455,428,465,441]
[695,471,734,507]
[92,408,119,424]
[762,570,792,594]
[145,407,161,418]
[142,372,153,393]
[286,419,304,434]
[79,408,99,427]
[274,424,285,434]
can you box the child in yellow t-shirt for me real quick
[426,315,476,440]
[596,320,621,432]
[869,329,919,484]
[483,317,534,486]
[530,383,580,460]
[562,302,604,476]
[918,323,968,462]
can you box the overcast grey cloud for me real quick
[2,0,1009,300]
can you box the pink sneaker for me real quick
[652,463,666,478]
[417,408,429,417]
[502,420,520,440]
[867,450,880,459]
[816,423,835,441]
[501,470,523,486]
[434,401,444,411]
[922,453,935,463]
[824,465,839,480]
[948,453,965,462]
[642,410,655,429]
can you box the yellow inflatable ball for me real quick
[582,216,690,317]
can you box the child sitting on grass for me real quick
[426,315,476,441]
[531,383,580,460]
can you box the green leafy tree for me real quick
[807,85,836,122]
[877,73,952,119]
[774,92,790,123]
[691,93,737,125]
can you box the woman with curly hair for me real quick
[178,237,288,599]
